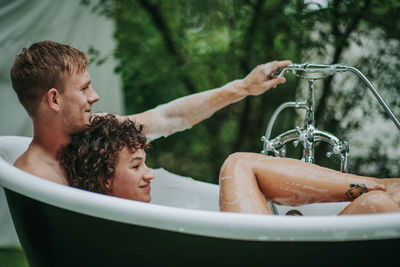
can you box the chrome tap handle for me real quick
[261,136,278,156]
[313,129,350,172]
[271,63,347,80]
[326,141,349,158]
[327,140,349,173]
[261,129,300,157]
[261,136,287,157]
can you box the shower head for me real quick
[272,63,349,80]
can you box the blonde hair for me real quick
[10,41,88,116]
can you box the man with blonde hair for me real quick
[11,40,290,184]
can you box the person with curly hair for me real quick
[60,114,154,202]
[60,114,400,215]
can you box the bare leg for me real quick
[219,155,273,214]
[219,153,398,214]
[339,191,400,215]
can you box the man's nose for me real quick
[88,88,100,103]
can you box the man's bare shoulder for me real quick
[14,149,67,185]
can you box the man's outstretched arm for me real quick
[125,60,291,140]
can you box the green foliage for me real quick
[86,0,400,181]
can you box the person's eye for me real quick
[132,165,140,169]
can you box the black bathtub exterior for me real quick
[5,188,399,267]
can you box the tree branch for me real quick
[138,0,197,94]
[315,0,371,126]
[234,0,291,151]
[233,0,265,152]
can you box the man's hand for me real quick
[242,60,292,96]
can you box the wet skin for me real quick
[219,153,400,215]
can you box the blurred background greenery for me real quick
[87,0,400,183]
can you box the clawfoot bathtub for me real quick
[0,136,399,266]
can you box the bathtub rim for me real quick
[1,135,400,242]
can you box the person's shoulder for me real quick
[13,150,31,170]
[14,151,67,185]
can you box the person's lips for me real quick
[139,183,151,191]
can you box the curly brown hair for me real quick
[60,114,149,194]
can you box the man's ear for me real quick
[46,88,61,112]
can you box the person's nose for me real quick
[143,166,155,181]
[88,87,100,103]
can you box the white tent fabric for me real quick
[0,0,123,247]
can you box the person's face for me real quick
[60,69,100,133]
[111,148,155,203]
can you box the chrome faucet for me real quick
[261,76,350,172]
[262,63,400,174]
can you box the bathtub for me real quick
[0,136,399,266]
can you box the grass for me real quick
[0,247,29,267]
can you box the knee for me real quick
[220,152,256,171]
[220,153,255,178]
[220,152,276,172]
[362,190,390,199]
[220,153,242,176]
[359,191,400,213]
[224,152,246,163]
